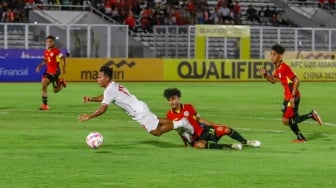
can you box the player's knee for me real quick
[193,141,206,149]
[216,126,230,136]
[282,118,289,126]
[150,130,162,137]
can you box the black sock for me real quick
[206,142,232,150]
[290,112,312,125]
[42,96,48,105]
[289,122,306,140]
[229,128,247,144]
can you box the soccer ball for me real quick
[86,132,103,149]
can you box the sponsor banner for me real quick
[64,58,164,82]
[264,51,336,60]
[0,49,68,59]
[0,58,43,82]
[164,59,274,81]
[195,25,250,37]
[164,59,336,81]
[289,60,336,81]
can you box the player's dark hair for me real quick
[271,44,285,54]
[163,88,181,99]
[99,66,113,80]
[46,35,56,41]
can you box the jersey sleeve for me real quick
[101,87,115,106]
[283,64,296,80]
[54,48,63,58]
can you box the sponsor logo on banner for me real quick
[64,58,163,82]
[164,59,274,81]
[195,25,250,37]
[0,58,43,82]
[0,49,68,59]
[80,60,136,80]
[289,60,336,80]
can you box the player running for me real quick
[35,35,67,110]
[78,66,194,137]
[163,88,261,150]
[259,44,323,143]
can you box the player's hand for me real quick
[258,67,266,75]
[83,96,90,103]
[289,97,295,108]
[62,69,66,75]
[78,114,90,122]
[35,65,41,73]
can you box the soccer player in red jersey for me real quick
[259,44,323,143]
[163,88,261,150]
[35,35,67,110]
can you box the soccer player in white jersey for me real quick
[78,66,194,139]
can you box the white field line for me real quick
[1,109,335,128]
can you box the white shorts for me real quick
[131,102,159,132]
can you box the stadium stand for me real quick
[1,0,336,58]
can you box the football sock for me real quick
[42,96,48,105]
[289,123,306,140]
[206,142,232,150]
[289,113,312,125]
[228,129,247,144]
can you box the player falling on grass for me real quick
[258,44,322,143]
[35,35,67,110]
[163,88,261,150]
[78,66,194,137]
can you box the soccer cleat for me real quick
[58,78,67,88]
[39,104,49,110]
[292,139,306,143]
[245,140,261,147]
[311,110,322,126]
[231,143,243,150]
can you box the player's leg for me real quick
[150,118,193,139]
[53,72,63,93]
[193,140,239,150]
[282,99,306,142]
[213,125,249,145]
[150,118,174,136]
[40,75,51,110]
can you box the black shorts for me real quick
[43,69,61,88]
[192,124,218,145]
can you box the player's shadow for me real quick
[306,132,325,141]
[138,140,183,148]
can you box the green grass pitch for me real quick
[0,82,335,188]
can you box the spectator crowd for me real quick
[0,0,291,32]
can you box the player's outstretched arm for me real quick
[35,60,46,73]
[83,94,104,103]
[78,104,108,122]
[197,117,217,126]
[258,68,277,83]
[61,56,67,75]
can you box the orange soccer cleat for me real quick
[292,139,306,143]
[311,110,322,126]
[58,78,67,88]
[39,104,49,110]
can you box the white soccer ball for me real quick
[86,132,103,149]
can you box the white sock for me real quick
[173,118,194,134]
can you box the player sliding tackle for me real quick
[163,88,261,150]
[78,66,194,138]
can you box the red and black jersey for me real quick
[273,62,300,100]
[44,47,63,74]
[166,104,204,137]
